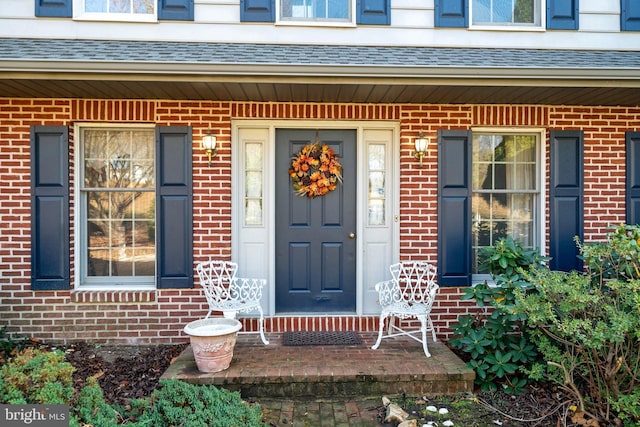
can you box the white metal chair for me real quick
[196,260,269,345]
[371,261,439,357]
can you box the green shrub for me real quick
[73,376,120,427]
[0,348,75,404]
[126,379,266,427]
[515,224,640,425]
[449,237,547,393]
[0,326,29,365]
[0,347,121,426]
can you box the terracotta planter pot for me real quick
[184,318,243,373]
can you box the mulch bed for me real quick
[63,342,187,407]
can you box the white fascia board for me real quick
[1,60,640,84]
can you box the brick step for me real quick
[162,333,474,399]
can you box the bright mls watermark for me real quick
[0,405,68,426]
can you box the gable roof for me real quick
[1,38,639,105]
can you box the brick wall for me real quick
[0,99,636,344]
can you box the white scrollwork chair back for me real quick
[371,261,439,357]
[196,260,269,345]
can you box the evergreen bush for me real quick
[449,236,547,393]
[515,224,640,425]
[126,379,266,427]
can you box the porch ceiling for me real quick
[2,76,640,105]
[1,38,639,106]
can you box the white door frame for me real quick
[231,120,400,316]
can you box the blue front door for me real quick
[275,129,357,312]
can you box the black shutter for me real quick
[626,132,640,224]
[35,0,72,17]
[547,0,579,30]
[240,0,275,22]
[156,127,193,288]
[437,130,472,286]
[549,130,583,272]
[434,0,468,28]
[357,0,390,25]
[621,0,640,31]
[31,126,70,290]
[158,0,194,20]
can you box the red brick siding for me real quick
[0,99,637,344]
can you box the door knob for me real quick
[348,233,356,239]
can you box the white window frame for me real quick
[470,127,546,286]
[470,0,545,31]
[73,0,157,23]
[74,123,157,290]
[276,0,356,27]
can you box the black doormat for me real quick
[282,331,362,346]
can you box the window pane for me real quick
[511,194,533,221]
[514,0,534,23]
[369,171,385,199]
[245,200,262,225]
[472,0,491,22]
[85,160,108,188]
[368,144,385,169]
[246,171,262,198]
[368,200,385,226]
[133,0,154,13]
[512,221,533,245]
[246,143,262,169]
[473,162,492,190]
[493,0,513,22]
[87,191,110,220]
[110,0,131,13]
[88,249,110,276]
[492,193,508,219]
[85,0,106,12]
[514,164,535,189]
[133,248,155,275]
[134,220,155,247]
[133,193,155,219]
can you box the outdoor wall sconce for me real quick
[413,132,429,168]
[201,132,217,166]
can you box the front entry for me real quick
[275,129,357,312]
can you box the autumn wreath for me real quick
[289,142,343,198]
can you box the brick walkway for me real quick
[258,397,383,426]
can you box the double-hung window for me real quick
[471,131,541,277]
[471,0,542,27]
[78,126,156,287]
[279,0,353,24]
[74,0,157,22]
